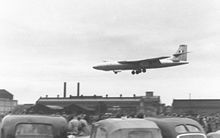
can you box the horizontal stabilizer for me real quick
[173,52,189,57]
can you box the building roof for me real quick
[0,89,13,100]
[37,96,142,105]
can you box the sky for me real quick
[0,0,220,105]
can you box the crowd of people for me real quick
[187,114,220,133]
[159,112,220,133]
[67,114,91,136]
[65,112,220,136]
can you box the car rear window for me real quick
[178,134,206,138]
[175,125,188,133]
[110,129,162,138]
[128,131,153,138]
[185,125,200,132]
[15,124,53,138]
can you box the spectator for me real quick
[68,115,81,135]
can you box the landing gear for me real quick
[136,70,141,74]
[131,69,147,75]
[131,70,135,75]
[113,71,118,74]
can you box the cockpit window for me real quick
[15,124,53,138]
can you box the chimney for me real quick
[63,82,67,98]
[77,82,80,97]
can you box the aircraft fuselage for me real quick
[93,60,188,71]
[93,45,189,74]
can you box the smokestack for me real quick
[63,82,66,98]
[77,82,80,97]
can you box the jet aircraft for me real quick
[93,45,189,75]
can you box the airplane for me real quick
[93,45,189,75]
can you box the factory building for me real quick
[37,83,164,116]
[0,89,17,114]
[172,99,220,115]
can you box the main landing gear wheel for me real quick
[136,70,141,74]
[131,69,146,75]
[131,70,135,75]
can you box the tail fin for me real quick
[172,45,187,62]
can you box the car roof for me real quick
[145,117,205,136]
[94,118,159,134]
[1,114,67,126]
[146,117,203,128]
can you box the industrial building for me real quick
[0,89,17,114]
[172,99,220,115]
[37,82,165,116]
[37,91,164,116]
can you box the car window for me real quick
[15,124,53,138]
[110,129,161,138]
[186,125,200,132]
[178,134,206,138]
[175,125,187,133]
[128,131,153,138]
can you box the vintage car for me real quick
[146,117,207,138]
[90,118,163,138]
[0,114,68,138]
[207,130,220,138]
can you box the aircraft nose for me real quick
[93,66,99,69]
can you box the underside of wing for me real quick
[118,56,170,64]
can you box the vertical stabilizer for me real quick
[172,45,187,62]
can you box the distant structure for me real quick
[37,90,165,116]
[0,89,18,114]
[172,99,220,115]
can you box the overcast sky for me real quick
[0,0,220,105]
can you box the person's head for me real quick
[77,115,81,120]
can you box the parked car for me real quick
[90,118,162,138]
[207,130,220,138]
[0,114,68,138]
[146,117,207,138]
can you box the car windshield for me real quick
[15,124,53,138]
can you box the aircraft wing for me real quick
[118,56,170,64]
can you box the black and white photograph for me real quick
[0,0,220,138]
